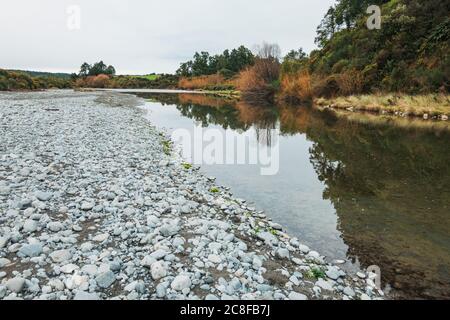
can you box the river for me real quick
[122,90,449,299]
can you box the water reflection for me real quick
[136,92,450,299]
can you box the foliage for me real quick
[74,74,179,89]
[78,61,116,77]
[0,69,72,91]
[309,0,449,94]
[178,74,232,90]
[176,46,255,77]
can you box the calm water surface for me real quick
[128,92,449,299]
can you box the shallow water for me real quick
[131,92,450,299]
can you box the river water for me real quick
[124,91,449,299]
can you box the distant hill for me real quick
[7,69,73,79]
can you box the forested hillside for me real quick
[308,0,449,94]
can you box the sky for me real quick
[1,0,336,75]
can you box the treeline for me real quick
[177,0,449,103]
[74,74,178,89]
[72,61,179,89]
[0,69,72,91]
[177,46,255,78]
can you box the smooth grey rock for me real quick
[344,286,356,297]
[0,258,12,268]
[73,291,100,300]
[19,243,43,257]
[150,249,169,260]
[81,202,95,211]
[35,191,53,201]
[23,219,38,233]
[0,237,9,249]
[316,279,334,291]
[156,283,166,298]
[288,292,308,300]
[50,249,72,263]
[92,233,109,242]
[6,277,26,293]
[326,267,341,280]
[276,248,290,259]
[47,221,64,232]
[95,271,116,288]
[256,232,279,246]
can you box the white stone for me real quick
[6,277,25,293]
[73,291,100,300]
[81,202,95,211]
[0,258,11,268]
[288,292,308,300]
[23,219,38,233]
[47,221,64,232]
[60,264,80,274]
[316,279,334,291]
[208,254,222,264]
[151,261,167,280]
[171,275,191,291]
[50,249,72,263]
[92,233,109,242]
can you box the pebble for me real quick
[288,292,308,300]
[50,250,72,263]
[23,219,38,233]
[35,191,53,201]
[316,279,334,291]
[73,291,100,300]
[95,271,116,288]
[171,275,191,291]
[92,233,109,242]
[6,277,26,293]
[0,258,11,268]
[19,243,43,257]
[151,261,167,280]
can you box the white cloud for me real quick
[0,0,335,74]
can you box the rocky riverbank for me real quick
[0,90,384,300]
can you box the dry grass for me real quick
[279,71,313,102]
[315,94,450,118]
[178,74,229,90]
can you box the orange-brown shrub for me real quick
[279,71,312,103]
[236,58,280,103]
[75,74,111,88]
[178,74,227,90]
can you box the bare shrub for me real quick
[178,74,227,90]
[280,71,313,103]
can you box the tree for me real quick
[176,46,254,77]
[79,62,91,77]
[284,48,307,61]
[255,42,281,61]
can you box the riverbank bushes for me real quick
[0,69,72,91]
[74,74,179,89]
[178,74,233,91]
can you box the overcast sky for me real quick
[1,0,336,74]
